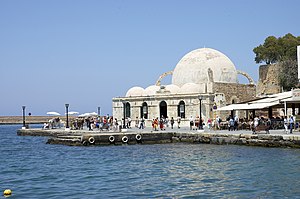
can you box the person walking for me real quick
[289,115,294,134]
[216,115,221,130]
[229,117,234,131]
[284,116,288,134]
[139,117,145,129]
[189,116,194,130]
[234,115,239,131]
[207,118,212,130]
[154,118,159,131]
[159,117,165,130]
[170,117,174,129]
[177,117,181,129]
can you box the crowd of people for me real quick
[43,114,298,133]
[43,117,62,129]
[215,114,299,134]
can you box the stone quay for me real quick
[17,127,300,148]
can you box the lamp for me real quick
[22,106,26,129]
[122,101,126,128]
[198,96,203,130]
[65,103,69,130]
[98,107,101,116]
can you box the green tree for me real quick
[254,33,300,91]
[278,59,298,91]
[253,33,300,64]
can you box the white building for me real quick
[112,48,256,126]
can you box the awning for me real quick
[245,102,280,109]
[218,102,281,111]
[217,104,247,111]
[217,91,296,111]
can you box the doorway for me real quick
[159,101,167,118]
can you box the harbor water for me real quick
[1,125,300,198]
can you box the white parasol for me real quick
[88,112,98,116]
[66,111,79,115]
[46,111,61,116]
[78,112,98,117]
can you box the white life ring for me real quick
[88,136,95,144]
[122,136,128,143]
[135,134,142,141]
[109,135,115,143]
[82,140,87,146]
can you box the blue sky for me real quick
[0,0,299,116]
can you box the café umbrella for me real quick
[46,111,61,116]
[78,112,98,117]
[66,111,79,115]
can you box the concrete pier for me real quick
[17,127,300,148]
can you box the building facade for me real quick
[112,48,256,126]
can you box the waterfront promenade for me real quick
[17,125,300,148]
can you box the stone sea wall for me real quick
[17,128,300,148]
[0,116,72,125]
[174,132,300,148]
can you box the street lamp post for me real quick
[65,104,69,130]
[22,106,26,129]
[122,101,126,128]
[198,96,203,130]
[98,107,101,116]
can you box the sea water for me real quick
[1,124,300,199]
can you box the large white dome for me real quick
[172,48,237,87]
[165,84,180,94]
[125,86,144,97]
[144,85,160,96]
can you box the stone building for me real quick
[112,48,256,126]
[257,64,281,96]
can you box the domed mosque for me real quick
[112,48,256,126]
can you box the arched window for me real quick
[159,101,167,118]
[177,101,185,118]
[141,102,148,119]
[125,102,131,118]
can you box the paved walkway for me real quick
[87,125,300,136]
[30,123,300,137]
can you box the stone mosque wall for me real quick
[214,83,257,104]
[257,64,281,96]
[213,82,257,120]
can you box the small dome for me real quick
[144,85,160,96]
[179,83,203,94]
[125,86,145,97]
[165,84,180,94]
[172,48,237,87]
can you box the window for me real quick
[125,102,131,118]
[177,101,185,118]
[141,102,148,119]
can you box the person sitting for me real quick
[43,122,49,129]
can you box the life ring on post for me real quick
[82,140,88,146]
[135,134,142,141]
[122,136,128,143]
[88,136,95,144]
[109,135,115,143]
